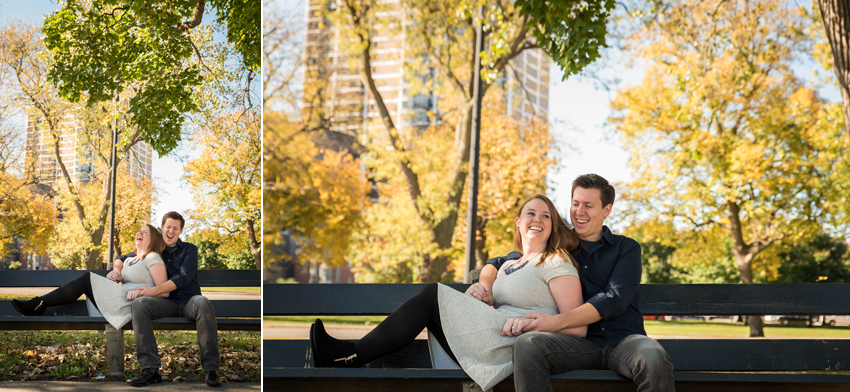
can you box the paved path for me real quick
[0,381,260,391]
[264,323,428,340]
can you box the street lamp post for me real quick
[464,4,485,283]
[106,99,118,270]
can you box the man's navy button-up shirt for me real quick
[487,226,645,348]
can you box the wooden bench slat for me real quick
[265,367,850,383]
[265,371,850,392]
[263,339,850,371]
[0,270,261,287]
[0,300,259,318]
[263,283,850,315]
[0,316,260,331]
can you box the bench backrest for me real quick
[0,269,260,287]
[263,283,850,316]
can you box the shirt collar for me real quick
[600,226,615,245]
[167,238,184,251]
[575,226,614,255]
[574,225,615,245]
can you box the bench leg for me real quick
[105,324,125,376]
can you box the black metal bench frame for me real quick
[263,283,850,391]
[0,269,260,376]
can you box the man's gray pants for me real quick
[131,295,220,372]
[513,332,674,392]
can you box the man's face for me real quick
[161,218,183,247]
[570,187,611,241]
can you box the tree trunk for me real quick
[246,219,262,269]
[85,224,107,270]
[420,191,465,282]
[727,201,765,337]
[818,0,850,138]
[733,251,765,337]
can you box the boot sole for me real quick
[130,376,163,387]
[309,320,323,367]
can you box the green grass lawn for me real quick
[644,319,850,338]
[201,286,260,292]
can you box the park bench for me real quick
[264,282,850,391]
[0,269,260,376]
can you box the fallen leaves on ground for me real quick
[0,330,259,382]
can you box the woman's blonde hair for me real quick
[512,194,580,270]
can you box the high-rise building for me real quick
[24,112,153,186]
[302,0,550,137]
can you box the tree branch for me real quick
[177,0,206,32]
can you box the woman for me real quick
[11,224,170,329]
[310,194,585,390]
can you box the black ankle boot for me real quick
[11,297,47,316]
[310,319,360,367]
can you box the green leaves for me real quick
[515,0,615,80]
[42,0,258,156]
[210,0,261,71]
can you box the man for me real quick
[469,174,674,391]
[110,212,221,387]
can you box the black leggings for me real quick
[355,283,457,364]
[41,273,99,310]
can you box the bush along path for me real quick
[0,330,260,383]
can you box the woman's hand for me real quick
[106,270,123,284]
[465,283,494,306]
[126,288,145,301]
[501,317,534,337]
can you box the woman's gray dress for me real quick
[436,255,579,390]
[87,253,165,329]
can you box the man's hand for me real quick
[106,270,123,284]
[501,317,534,337]
[139,286,158,298]
[524,312,563,333]
[465,282,494,306]
[127,288,144,301]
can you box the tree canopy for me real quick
[42,0,260,156]
[613,0,848,336]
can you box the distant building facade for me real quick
[264,231,356,284]
[302,0,550,137]
[24,112,153,186]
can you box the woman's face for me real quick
[515,198,552,248]
[135,226,152,251]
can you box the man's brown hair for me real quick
[161,211,185,229]
[571,174,615,207]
